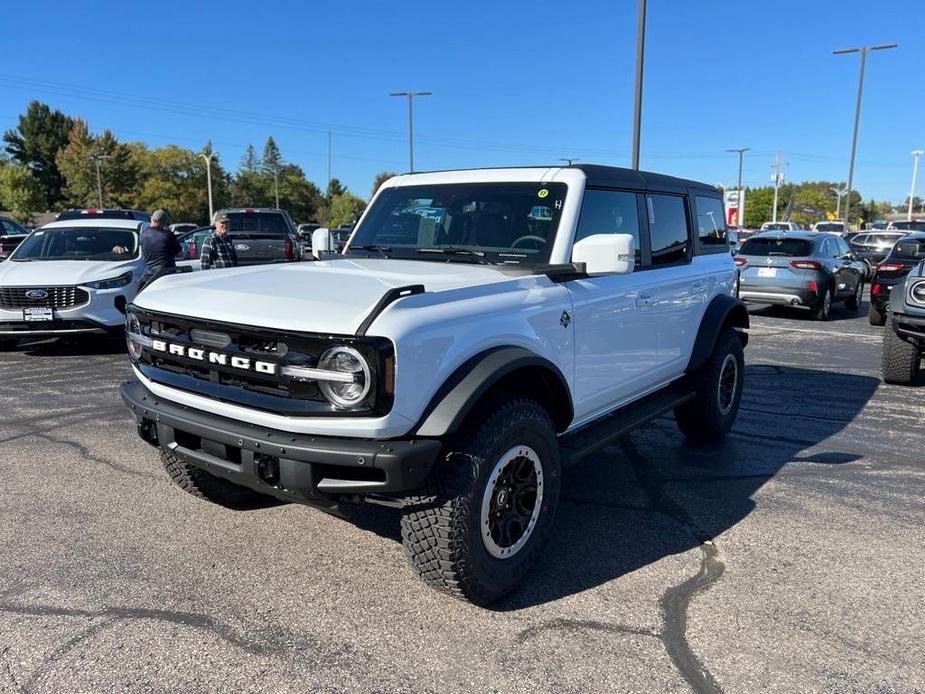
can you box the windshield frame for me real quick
[10,225,141,262]
[343,181,569,266]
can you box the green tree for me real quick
[3,101,74,207]
[261,137,282,176]
[56,121,139,208]
[371,171,398,198]
[241,144,259,172]
[0,163,46,223]
[134,145,228,223]
[326,192,366,228]
[277,163,324,222]
[326,177,346,199]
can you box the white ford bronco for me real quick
[121,165,748,605]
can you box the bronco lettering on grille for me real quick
[151,340,277,375]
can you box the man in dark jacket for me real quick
[201,211,238,270]
[139,209,181,287]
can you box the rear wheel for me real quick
[675,328,745,443]
[160,448,264,508]
[868,302,887,326]
[810,286,832,321]
[881,329,921,385]
[401,397,561,605]
[845,279,864,311]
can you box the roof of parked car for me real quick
[41,218,143,230]
[747,230,821,241]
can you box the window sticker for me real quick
[537,189,549,199]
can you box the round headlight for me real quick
[126,313,143,359]
[911,281,925,304]
[317,346,371,409]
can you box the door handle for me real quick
[636,292,655,308]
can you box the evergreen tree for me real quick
[3,101,74,206]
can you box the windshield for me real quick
[762,223,793,231]
[814,223,843,232]
[347,182,568,264]
[740,237,813,257]
[11,226,139,261]
[226,212,290,236]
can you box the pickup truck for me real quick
[213,208,300,264]
[120,164,748,604]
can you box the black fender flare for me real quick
[414,347,573,437]
[686,294,749,373]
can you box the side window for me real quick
[694,195,727,248]
[574,190,641,264]
[823,238,839,258]
[1,220,20,236]
[835,237,850,256]
[646,194,690,265]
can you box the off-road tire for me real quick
[881,328,921,385]
[868,302,887,326]
[160,448,263,508]
[810,285,833,321]
[400,397,561,606]
[674,328,745,443]
[845,279,864,311]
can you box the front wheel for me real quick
[675,328,745,443]
[401,397,561,606]
[881,329,921,385]
[160,449,265,508]
[845,279,864,311]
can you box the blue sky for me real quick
[1,0,923,202]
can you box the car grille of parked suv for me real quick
[0,286,90,310]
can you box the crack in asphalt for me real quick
[515,617,658,644]
[29,432,158,481]
[0,646,22,692]
[621,437,726,694]
[0,408,127,446]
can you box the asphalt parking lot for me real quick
[0,302,922,694]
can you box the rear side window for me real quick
[890,238,925,260]
[694,196,727,248]
[227,213,290,235]
[740,237,813,257]
[575,190,641,264]
[646,194,689,265]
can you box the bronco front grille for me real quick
[0,286,90,310]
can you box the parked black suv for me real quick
[868,233,925,326]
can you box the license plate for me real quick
[757,267,777,278]
[23,307,53,322]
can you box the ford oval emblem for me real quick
[25,290,48,300]
[235,244,250,251]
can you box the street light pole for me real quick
[771,151,785,223]
[90,153,110,208]
[200,151,216,222]
[631,0,647,170]
[274,163,280,209]
[908,150,923,221]
[726,148,749,227]
[831,187,848,220]
[389,91,432,173]
[833,43,897,229]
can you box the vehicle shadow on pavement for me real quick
[9,336,127,357]
[750,303,868,323]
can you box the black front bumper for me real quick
[892,312,925,344]
[120,380,441,506]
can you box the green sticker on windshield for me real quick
[537,189,549,199]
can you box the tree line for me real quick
[740,181,902,228]
[0,101,395,227]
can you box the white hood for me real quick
[0,258,140,286]
[133,258,522,334]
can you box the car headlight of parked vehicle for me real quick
[125,311,152,359]
[281,345,372,409]
[910,280,925,305]
[84,271,133,290]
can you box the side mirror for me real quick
[311,228,332,259]
[572,233,635,275]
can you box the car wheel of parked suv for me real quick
[868,303,887,326]
[811,286,833,321]
[881,329,921,385]
[160,449,266,508]
[400,396,561,605]
[674,329,745,443]
[845,280,864,312]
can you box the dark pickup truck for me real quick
[215,208,300,265]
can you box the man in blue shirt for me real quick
[139,209,181,287]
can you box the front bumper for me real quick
[892,312,925,344]
[121,380,442,505]
[0,284,135,336]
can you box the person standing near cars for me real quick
[139,209,181,287]
[201,212,238,270]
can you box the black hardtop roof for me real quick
[572,164,718,194]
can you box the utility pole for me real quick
[558,158,580,166]
[909,150,923,221]
[389,91,431,173]
[327,130,332,191]
[831,187,848,220]
[631,0,647,170]
[833,43,898,230]
[273,162,280,209]
[726,148,750,227]
[771,151,785,223]
[90,153,110,208]
[200,151,216,222]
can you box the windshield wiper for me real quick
[417,247,489,264]
[349,244,393,257]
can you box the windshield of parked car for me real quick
[10,227,139,261]
[346,182,568,265]
[814,223,843,232]
[226,212,290,236]
[740,237,813,257]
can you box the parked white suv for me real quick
[0,218,145,346]
[121,165,749,604]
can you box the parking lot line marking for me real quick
[746,325,881,341]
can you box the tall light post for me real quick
[726,148,749,227]
[631,0,647,170]
[833,43,898,229]
[200,151,216,222]
[908,150,923,221]
[831,187,848,221]
[90,153,110,208]
[389,91,431,173]
[273,162,280,209]
[771,151,785,223]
